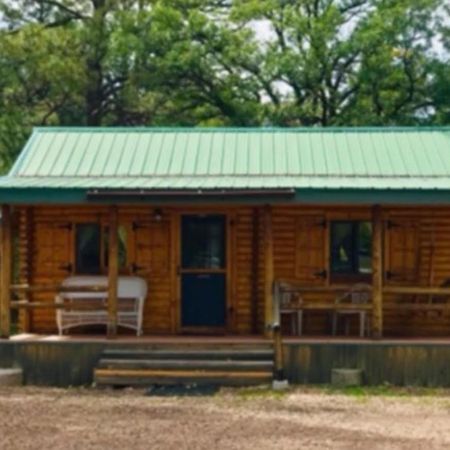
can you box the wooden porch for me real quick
[7,332,450,344]
[1,334,450,387]
[2,203,450,340]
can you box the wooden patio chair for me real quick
[412,278,450,319]
[280,290,304,336]
[332,283,371,338]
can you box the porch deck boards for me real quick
[7,333,450,345]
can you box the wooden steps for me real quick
[94,343,274,387]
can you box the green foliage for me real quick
[322,384,450,398]
[0,0,449,170]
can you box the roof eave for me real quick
[0,187,449,205]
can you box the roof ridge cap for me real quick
[32,126,450,133]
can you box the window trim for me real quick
[73,222,129,275]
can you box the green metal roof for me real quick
[2,127,450,204]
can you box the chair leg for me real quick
[366,314,371,338]
[298,311,303,336]
[345,317,350,336]
[360,312,365,338]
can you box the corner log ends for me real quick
[371,204,383,339]
[0,205,11,338]
[263,205,274,337]
[107,205,119,337]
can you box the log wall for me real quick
[13,204,450,337]
[271,206,450,337]
[14,205,265,335]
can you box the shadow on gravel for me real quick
[146,384,219,397]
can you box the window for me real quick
[181,216,225,270]
[330,221,372,276]
[75,224,101,274]
[75,223,128,274]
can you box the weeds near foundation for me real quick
[320,385,450,398]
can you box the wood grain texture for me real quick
[0,205,11,337]
[107,206,119,337]
[372,205,383,338]
[12,204,450,337]
[263,206,274,336]
[284,342,450,386]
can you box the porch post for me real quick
[107,205,119,337]
[251,207,260,334]
[263,205,274,337]
[371,204,383,339]
[0,205,12,338]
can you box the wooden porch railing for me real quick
[270,277,450,382]
[9,283,108,310]
[0,205,120,338]
[273,279,450,331]
[271,281,284,382]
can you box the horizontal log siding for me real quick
[16,205,261,335]
[271,206,450,337]
[17,205,176,334]
[383,209,450,336]
[234,208,258,334]
[272,207,334,336]
[14,204,450,337]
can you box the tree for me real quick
[0,23,84,169]
[0,0,449,171]
[231,0,441,125]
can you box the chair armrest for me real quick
[335,292,349,304]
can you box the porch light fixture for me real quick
[86,188,296,199]
[153,208,163,222]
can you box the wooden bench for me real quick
[55,276,147,336]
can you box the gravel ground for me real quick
[0,386,450,450]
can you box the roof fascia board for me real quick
[294,189,450,204]
[1,187,450,205]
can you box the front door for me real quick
[180,215,226,329]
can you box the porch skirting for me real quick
[1,338,449,387]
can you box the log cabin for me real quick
[1,127,450,387]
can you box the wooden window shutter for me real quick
[295,216,327,284]
[133,221,170,276]
[35,222,72,275]
[385,219,420,284]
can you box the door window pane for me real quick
[182,216,225,269]
[75,224,101,274]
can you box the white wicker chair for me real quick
[55,275,147,336]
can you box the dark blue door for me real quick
[181,215,226,328]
